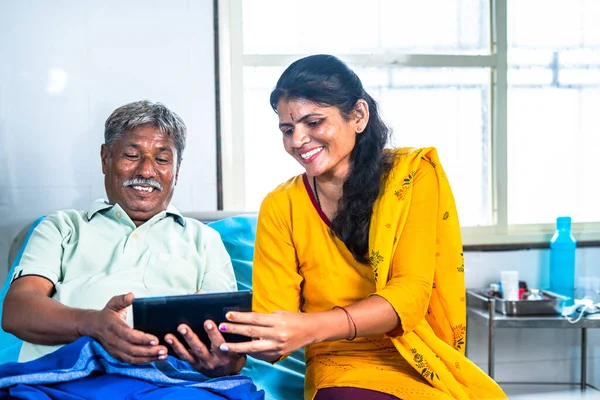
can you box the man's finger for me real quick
[106,292,133,312]
[128,329,162,346]
[113,321,161,346]
[204,319,225,352]
[117,349,166,365]
[178,324,211,361]
[110,324,167,356]
[108,335,167,361]
[165,334,196,364]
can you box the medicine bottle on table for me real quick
[549,216,576,306]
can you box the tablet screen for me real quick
[132,290,252,350]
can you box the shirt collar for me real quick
[165,204,186,226]
[86,199,112,220]
[86,199,186,227]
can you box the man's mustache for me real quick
[123,178,163,191]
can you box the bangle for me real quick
[333,306,357,341]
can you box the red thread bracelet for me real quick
[333,305,357,341]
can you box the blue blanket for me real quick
[0,336,264,400]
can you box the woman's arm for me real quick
[220,161,438,360]
[252,191,303,315]
[368,160,438,335]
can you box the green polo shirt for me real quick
[13,199,237,362]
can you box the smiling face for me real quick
[277,98,368,181]
[101,125,179,226]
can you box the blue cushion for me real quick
[0,216,46,363]
[208,215,305,400]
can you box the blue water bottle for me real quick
[549,216,576,305]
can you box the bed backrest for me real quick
[0,216,46,363]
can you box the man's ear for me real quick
[353,99,369,133]
[174,163,180,186]
[100,144,109,175]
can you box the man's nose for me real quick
[136,156,156,177]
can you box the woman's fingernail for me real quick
[159,354,167,360]
[219,325,227,332]
[206,322,213,330]
[158,350,166,355]
[179,328,187,335]
[166,339,173,345]
[226,312,234,321]
[150,340,157,346]
[219,344,229,352]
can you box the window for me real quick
[507,0,600,226]
[218,0,600,245]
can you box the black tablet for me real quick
[132,290,252,349]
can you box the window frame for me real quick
[217,0,600,247]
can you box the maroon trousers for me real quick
[314,387,400,400]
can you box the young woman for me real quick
[218,54,506,400]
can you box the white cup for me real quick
[501,270,520,301]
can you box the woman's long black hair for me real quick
[270,54,395,263]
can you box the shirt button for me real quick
[132,233,138,239]
[115,211,122,219]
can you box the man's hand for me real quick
[164,320,245,377]
[81,293,168,364]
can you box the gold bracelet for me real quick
[333,305,357,341]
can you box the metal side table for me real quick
[466,290,600,390]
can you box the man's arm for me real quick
[3,276,84,344]
[3,276,167,364]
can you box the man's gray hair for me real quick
[104,100,187,167]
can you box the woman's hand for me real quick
[216,311,321,362]
[164,320,245,377]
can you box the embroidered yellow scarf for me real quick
[369,147,507,400]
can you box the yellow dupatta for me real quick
[369,147,507,400]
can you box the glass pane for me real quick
[507,0,600,224]
[242,0,490,55]
[579,89,600,223]
[243,67,304,211]
[375,68,491,227]
[243,66,492,227]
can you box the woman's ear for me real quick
[353,99,369,133]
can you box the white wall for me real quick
[0,0,217,281]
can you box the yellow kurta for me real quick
[252,147,507,400]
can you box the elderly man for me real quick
[2,101,245,378]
